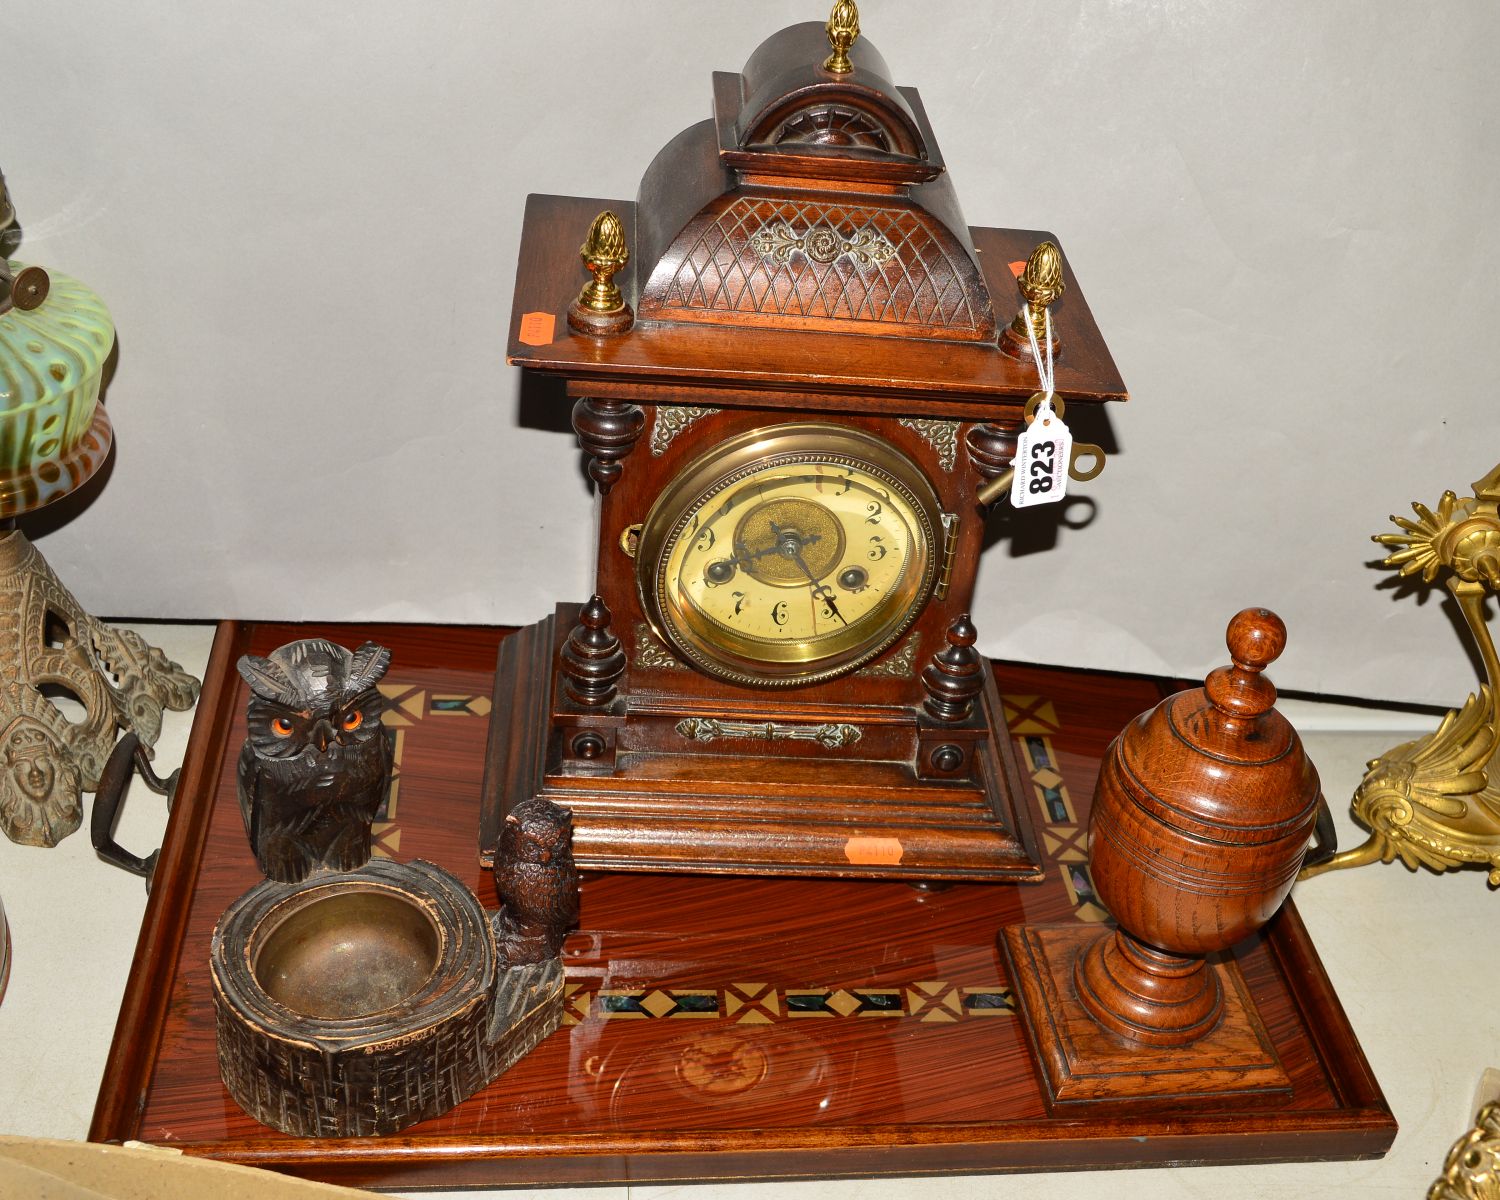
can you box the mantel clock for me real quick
[480,8,1128,882]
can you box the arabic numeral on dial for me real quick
[731,591,748,617]
[865,501,883,525]
[771,601,789,627]
[695,526,716,552]
[868,535,887,560]
[820,602,837,620]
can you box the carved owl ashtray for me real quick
[208,639,579,1138]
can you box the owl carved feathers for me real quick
[494,798,579,967]
[236,639,393,884]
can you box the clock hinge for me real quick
[934,513,959,600]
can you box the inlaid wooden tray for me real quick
[89,621,1395,1191]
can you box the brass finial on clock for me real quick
[999,240,1065,361]
[567,210,634,336]
[823,0,860,73]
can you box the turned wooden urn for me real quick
[1079,607,1322,1045]
[1003,608,1324,1109]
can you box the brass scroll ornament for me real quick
[750,222,896,267]
[676,718,862,749]
[1301,463,1500,884]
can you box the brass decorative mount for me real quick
[1429,1100,1500,1199]
[823,0,860,73]
[1301,462,1500,884]
[675,717,862,749]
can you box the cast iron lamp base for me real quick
[0,527,198,846]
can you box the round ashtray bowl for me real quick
[211,858,511,1138]
[252,886,442,1020]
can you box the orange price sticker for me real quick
[1008,260,1028,279]
[518,311,556,347]
[844,836,904,866]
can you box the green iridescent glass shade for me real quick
[0,261,115,515]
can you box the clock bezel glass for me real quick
[636,423,943,687]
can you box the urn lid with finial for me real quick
[1106,608,1321,845]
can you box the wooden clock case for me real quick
[480,21,1128,883]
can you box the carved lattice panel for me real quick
[640,197,995,340]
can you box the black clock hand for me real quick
[768,522,847,626]
[807,573,847,625]
[729,529,821,575]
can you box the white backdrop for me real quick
[7,1,1498,705]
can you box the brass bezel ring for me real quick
[635,423,942,688]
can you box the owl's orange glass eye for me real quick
[341,710,364,731]
[271,717,294,737]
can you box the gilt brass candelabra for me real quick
[1301,463,1500,884]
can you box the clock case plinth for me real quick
[481,603,1039,881]
[481,23,1127,882]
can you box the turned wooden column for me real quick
[571,398,644,495]
[922,615,983,722]
[965,420,1020,486]
[559,595,626,707]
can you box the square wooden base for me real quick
[1002,924,1292,1111]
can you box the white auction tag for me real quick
[1010,395,1072,508]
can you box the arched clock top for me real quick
[633,19,994,342]
[731,22,929,166]
[506,4,1128,408]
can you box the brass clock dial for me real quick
[637,424,946,686]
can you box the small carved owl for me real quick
[493,799,579,967]
[235,639,393,884]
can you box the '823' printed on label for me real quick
[1009,407,1072,509]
